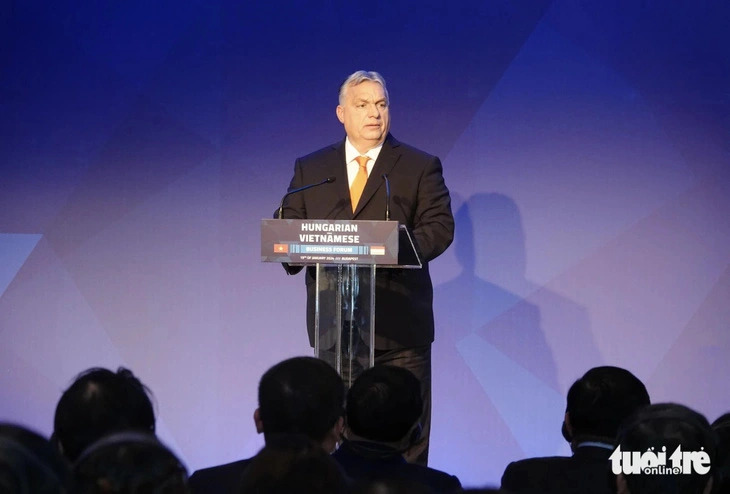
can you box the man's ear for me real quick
[331,415,345,444]
[50,433,65,456]
[562,412,574,443]
[616,473,630,494]
[253,408,264,434]
[321,416,345,454]
[336,416,345,438]
[336,105,344,124]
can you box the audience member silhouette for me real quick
[614,403,716,494]
[712,413,730,494]
[333,365,461,493]
[189,356,345,493]
[462,490,511,494]
[350,478,436,494]
[52,367,156,463]
[74,431,189,493]
[501,366,650,493]
[43,361,724,493]
[238,433,347,494]
[0,422,71,493]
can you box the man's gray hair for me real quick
[338,70,389,105]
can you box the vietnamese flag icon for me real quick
[274,244,288,253]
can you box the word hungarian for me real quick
[300,223,359,232]
[610,445,711,475]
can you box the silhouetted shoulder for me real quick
[188,458,252,494]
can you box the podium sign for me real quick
[261,219,399,265]
[261,219,421,385]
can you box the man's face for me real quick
[336,80,390,153]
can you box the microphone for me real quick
[277,176,336,219]
[382,174,391,221]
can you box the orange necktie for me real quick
[350,155,369,212]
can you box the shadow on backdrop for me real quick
[433,193,599,483]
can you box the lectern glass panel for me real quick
[314,264,375,387]
[261,219,422,385]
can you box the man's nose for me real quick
[367,104,380,117]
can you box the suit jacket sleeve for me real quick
[411,156,454,263]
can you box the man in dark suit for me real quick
[188,357,345,493]
[280,70,454,465]
[501,366,651,494]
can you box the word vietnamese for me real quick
[299,234,360,243]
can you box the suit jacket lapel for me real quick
[353,134,400,218]
[328,140,353,219]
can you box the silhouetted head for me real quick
[53,367,155,462]
[711,413,730,494]
[564,366,650,444]
[0,423,71,493]
[74,431,188,493]
[615,403,716,494]
[256,357,345,451]
[345,365,423,449]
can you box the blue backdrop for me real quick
[1,0,729,487]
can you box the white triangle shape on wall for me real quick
[0,233,42,298]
